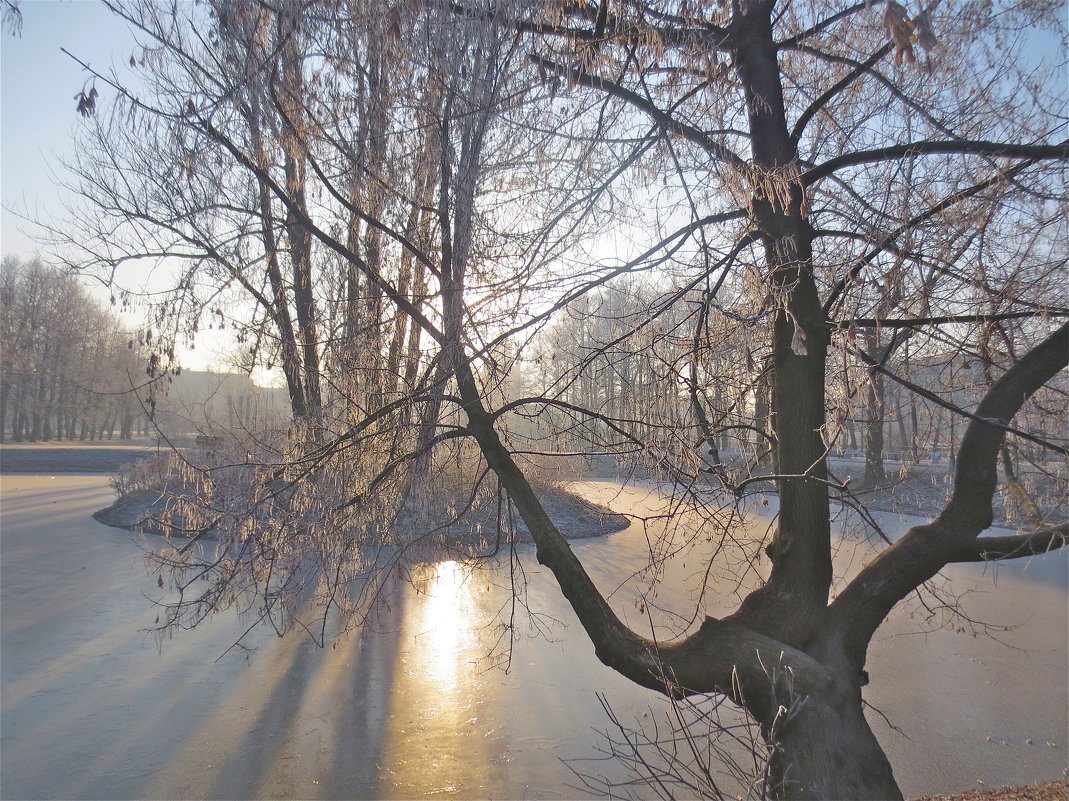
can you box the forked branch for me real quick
[812,322,1069,670]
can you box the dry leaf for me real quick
[913,10,940,53]
[883,1,916,65]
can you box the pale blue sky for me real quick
[4,2,1062,262]
[1,0,139,258]
[1,2,1063,374]
[0,1,240,371]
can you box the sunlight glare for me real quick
[418,560,473,690]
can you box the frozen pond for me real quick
[1,473,1066,799]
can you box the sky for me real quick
[1,0,241,372]
[1,0,135,258]
[1,1,1064,374]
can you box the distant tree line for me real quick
[0,256,149,442]
[526,282,1065,494]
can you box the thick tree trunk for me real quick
[728,10,832,646]
[769,684,902,800]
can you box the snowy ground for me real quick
[0,460,1066,799]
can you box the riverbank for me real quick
[828,456,1064,530]
[6,441,1060,532]
[917,779,1068,800]
[15,441,630,545]
[564,452,1064,530]
[91,475,631,545]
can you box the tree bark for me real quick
[727,8,832,646]
[862,342,888,488]
[769,685,902,800]
[277,10,323,425]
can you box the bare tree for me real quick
[0,256,148,441]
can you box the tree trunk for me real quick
[1001,444,1040,525]
[0,374,8,442]
[278,14,323,426]
[257,172,308,421]
[862,366,887,487]
[396,362,449,515]
[753,367,772,464]
[895,401,910,461]
[729,12,832,646]
[454,322,908,799]
[769,683,902,800]
[30,370,48,441]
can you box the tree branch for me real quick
[851,345,1068,457]
[812,322,1069,670]
[776,2,879,49]
[961,523,1069,562]
[194,115,448,347]
[452,332,831,721]
[790,45,891,144]
[938,322,1069,529]
[528,54,747,169]
[804,140,1069,186]
[837,311,1069,329]
[822,158,1051,314]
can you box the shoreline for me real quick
[915,779,1068,801]
[3,442,1054,533]
[0,440,164,474]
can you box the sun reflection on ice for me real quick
[417,559,474,691]
[377,558,497,796]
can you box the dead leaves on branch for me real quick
[912,10,940,52]
[884,1,943,67]
[75,86,98,118]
